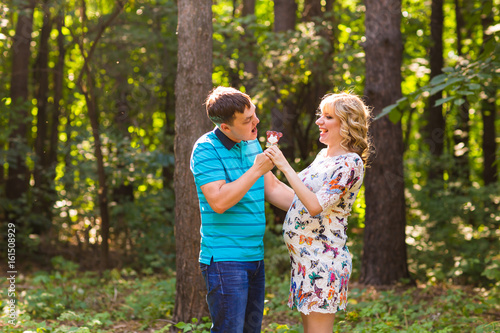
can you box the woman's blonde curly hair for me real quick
[319,92,372,165]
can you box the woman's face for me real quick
[315,106,342,147]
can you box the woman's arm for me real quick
[264,146,323,216]
[264,172,294,211]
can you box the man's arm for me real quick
[200,153,274,214]
[264,172,294,211]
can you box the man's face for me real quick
[222,103,260,142]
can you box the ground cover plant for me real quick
[1,256,498,333]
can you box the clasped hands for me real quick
[254,146,291,175]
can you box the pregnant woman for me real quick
[264,92,371,333]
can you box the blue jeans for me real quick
[200,259,265,333]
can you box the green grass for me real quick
[1,258,499,333]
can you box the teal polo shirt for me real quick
[190,128,266,264]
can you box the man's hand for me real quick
[264,146,292,173]
[254,153,274,175]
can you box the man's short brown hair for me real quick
[205,86,252,125]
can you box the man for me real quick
[190,86,293,333]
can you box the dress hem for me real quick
[292,305,346,316]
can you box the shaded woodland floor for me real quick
[1,253,499,333]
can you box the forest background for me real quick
[0,0,499,332]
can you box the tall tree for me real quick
[480,0,497,185]
[5,0,35,226]
[452,0,470,184]
[302,0,322,20]
[74,0,126,269]
[33,0,53,234]
[173,0,213,322]
[361,0,410,285]
[274,0,297,32]
[242,0,258,92]
[270,0,297,226]
[272,0,296,158]
[426,0,445,182]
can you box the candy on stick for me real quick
[266,131,283,147]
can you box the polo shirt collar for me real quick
[214,127,241,150]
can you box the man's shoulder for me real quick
[193,131,220,150]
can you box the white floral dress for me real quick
[283,150,364,315]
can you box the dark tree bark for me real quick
[33,0,53,234]
[75,1,125,270]
[426,0,445,182]
[274,0,297,32]
[173,0,213,322]
[83,75,111,269]
[49,12,65,170]
[6,0,35,224]
[271,0,296,160]
[302,0,322,21]
[270,0,297,227]
[242,0,258,92]
[361,0,410,285]
[451,0,470,184]
[480,0,497,185]
[295,1,338,162]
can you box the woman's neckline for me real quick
[321,148,355,158]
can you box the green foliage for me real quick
[1,1,499,332]
[378,14,499,122]
[406,179,500,287]
[174,317,212,333]
[1,257,498,332]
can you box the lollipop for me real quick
[266,131,283,147]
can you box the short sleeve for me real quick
[316,155,364,211]
[190,141,226,187]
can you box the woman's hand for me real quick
[264,146,292,172]
[265,146,323,216]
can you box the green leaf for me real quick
[467,83,481,90]
[429,74,447,85]
[429,83,448,96]
[454,98,466,106]
[388,109,402,123]
[395,96,407,104]
[434,96,455,106]
[374,97,407,121]
[446,77,465,86]
[375,104,397,120]
[455,90,475,96]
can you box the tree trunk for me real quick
[426,0,445,182]
[49,11,65,171]
[274,0,297,32]
[270,0,297,227]
[84,74,111,270]
[74,0,125,270]
[361,0,410,285]
[451,0,470,184]
[173,0,213,322]
[33,0,52,234]
[6,0,35,224]
[302,0,322,21]
[480,0,497,185]
[271,0,296,159]
[242,0,258,92]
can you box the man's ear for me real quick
[219,123,230,133]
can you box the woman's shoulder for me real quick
[342,152,364,169]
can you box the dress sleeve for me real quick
[315,154,364,211]
[190,141,226,187]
